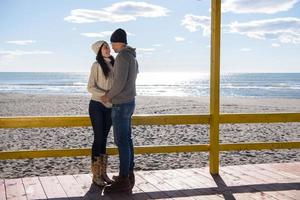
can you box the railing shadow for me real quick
[36,178,299,200]
[211,174,236,200]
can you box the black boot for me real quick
[103,176,132,195]
[112,171,135,189]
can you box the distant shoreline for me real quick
[1,71,300,73]
[1,72,300,98]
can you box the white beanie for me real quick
[91,40,106,55]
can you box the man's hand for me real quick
[101,94,110,103]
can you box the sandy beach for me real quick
[0,93,299,178]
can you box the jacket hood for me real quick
[120,46,136,58]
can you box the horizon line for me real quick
[0,71,300,73]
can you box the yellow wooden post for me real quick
[210,0,221,174]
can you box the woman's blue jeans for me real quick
[111,100,135,177]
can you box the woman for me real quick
[87,40,114,186]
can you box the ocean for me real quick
[0,72,299,99]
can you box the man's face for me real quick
[111,42,125,53]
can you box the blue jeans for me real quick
[89,100,112,160]
[111,100,135,177]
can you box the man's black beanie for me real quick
[110,28,127,44]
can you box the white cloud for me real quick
[228,17,300,44]
[5,40,36,45]
[64,1,169,23]
[240,48,252,51]
[138,48,155,52]
[81,31,135,38]
[222,0,298,14]
[0,50,53,64]
[137,48,155,55]
[181,14,210,36]
[152,44,163,47]
[182,14,300,45]
[272,43,281,47]
[104,1,168,17]
[81,31,113,38]
[175,37,185,42]
[0,50,53,56]
[126,32,135,36]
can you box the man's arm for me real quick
[106,53,129,100]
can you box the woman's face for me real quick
[101,43,111,57]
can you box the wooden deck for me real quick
[1,162,299,200]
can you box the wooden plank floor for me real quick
[1,162,299,200]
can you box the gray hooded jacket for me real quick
[107,46,138,104]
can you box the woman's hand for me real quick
[101,94,110,103]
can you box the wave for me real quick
[1,72,300,98]
[0,83,88,86]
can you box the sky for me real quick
[0,0,300,73]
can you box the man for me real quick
[101,28,138,195]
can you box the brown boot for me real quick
[112,171,135,189]
[99,154,113,184]
[103,176,132,195]
[91,157,106,187]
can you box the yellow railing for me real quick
[1,114,299,160]
[1,113,300,128]
[1,0,299,175]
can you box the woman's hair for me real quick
[96,43,115,79]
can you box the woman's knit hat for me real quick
[91,40,106,54]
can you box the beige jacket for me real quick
[87,59,113,108]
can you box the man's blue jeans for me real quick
[111,100,135,177]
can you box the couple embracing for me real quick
[87,28,138,195]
